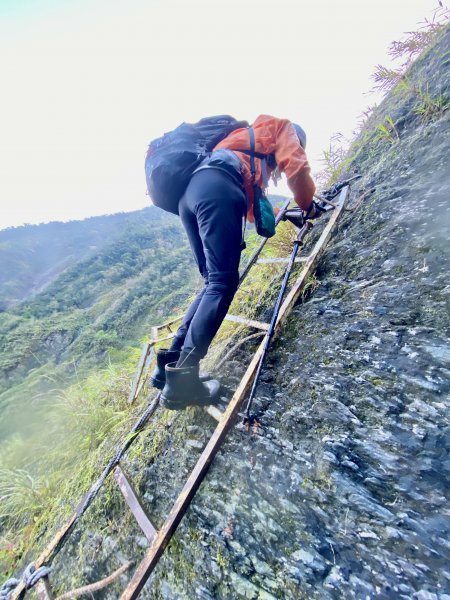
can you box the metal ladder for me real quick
[16,188,348,600]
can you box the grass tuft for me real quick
[375,116,400,144]
[0,364,134,578]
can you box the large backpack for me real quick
[145,115,249,215]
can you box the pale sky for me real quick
[0,0,440,229]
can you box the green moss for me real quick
[216,545,229,570]
[330,285,349,299]
[301,469,335,494]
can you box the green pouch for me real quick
[253,185,276,238]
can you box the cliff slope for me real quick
[134,29,450,599]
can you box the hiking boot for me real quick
[161,362,220,410]
[150,349,211,390]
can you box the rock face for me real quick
[49,31,449,599]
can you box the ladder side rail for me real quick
[33,577,54,600]
[128,342,154,403]
[275,187,348,331]
[135,346,156,401]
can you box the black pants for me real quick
[170,168,247,365]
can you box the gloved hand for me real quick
[321,175,362,201]
[303,200,326,220]
[321,184,340,201]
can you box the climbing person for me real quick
[150,114,320,409]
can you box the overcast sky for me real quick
[0,0,441,229]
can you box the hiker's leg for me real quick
[169,192,208,353]
[178,168,246,366]
[168,288,206,352]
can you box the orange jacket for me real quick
[214,114,316,222]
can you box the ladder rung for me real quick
[256,256,308,264]
[153,332,176,344]
[114,466,157,543]
[225,314,269,330]
[204,405,223,422]
[153,315,183,332]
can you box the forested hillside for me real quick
[0,208,167,309]
[0,210,197,440]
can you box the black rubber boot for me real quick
[150,349,180,390]
[161,362,220,410]
[150,349,212,390]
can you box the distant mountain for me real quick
[0,196,289,310]
[0,207,168,309]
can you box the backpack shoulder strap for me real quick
[232,127,274,187]
[248,127,256,182]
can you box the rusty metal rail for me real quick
[13,189,349,600]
